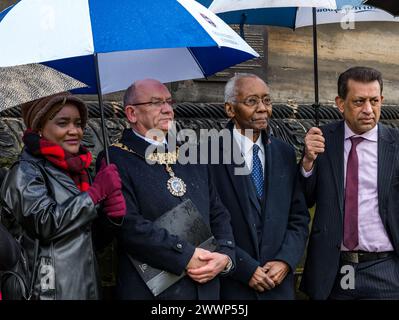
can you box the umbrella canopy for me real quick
[200,0,337,27]
[0,0,258,95]
[296,0,399,27]
[364,0,399,17]
[0,63,87,112]
[200,0,339,126]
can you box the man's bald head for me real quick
[123,79,169,108]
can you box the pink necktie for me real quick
[344,136,363,250]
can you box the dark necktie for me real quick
[344,136,363,250]
[251,144,264,198]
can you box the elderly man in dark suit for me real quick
[209,73,310,300]
[300,66,399,299]
[99,79,235,300]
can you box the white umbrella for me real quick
[296,2,399,28]
[209,0,337,13]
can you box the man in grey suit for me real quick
[300,66,399,299]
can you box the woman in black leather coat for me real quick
[0,93,125,300]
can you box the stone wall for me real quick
[2,103,399,169]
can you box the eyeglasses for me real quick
[236,96,272,108]
[131,98,175,108]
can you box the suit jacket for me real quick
[300,121,399,299]
[100,129,235,300]
[209,122,310,300]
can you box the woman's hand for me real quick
[87,160,122,204]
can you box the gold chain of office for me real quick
[111,143,187,197]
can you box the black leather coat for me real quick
[1,150,100,300]
[0,223,20,271]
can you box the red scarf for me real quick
[22,129,92,192]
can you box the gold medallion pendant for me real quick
[165,164,186,197]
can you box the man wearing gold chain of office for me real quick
[97,79,235,300]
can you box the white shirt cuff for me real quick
[300,166,313,178]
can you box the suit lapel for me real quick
[378,124,396,224]
[121,129,151,157]
[224,123,260,255]
[246,174,262,214]
[261,134,271,217]
[326,121,345,218]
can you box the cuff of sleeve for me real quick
[300,165,313,178]
[273,254,295,273]
[231,256,259,285]
[220,256,234,275]
[171,241,196,275]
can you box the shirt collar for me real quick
[132,129,167,146]
[233,126,264,156]
[344,122,378,142]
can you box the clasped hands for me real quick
[185,248,230,284]
[248,261,290,293]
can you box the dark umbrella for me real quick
[0,64,87,112]
[364,0,399,16]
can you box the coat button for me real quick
[176,243,183,249]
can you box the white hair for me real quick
[224,73,263,103]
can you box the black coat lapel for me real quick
[120,129,152,157]
[261,133,271,217]
[246,174,262,214]
[224,122,260,255]
[378,124,396,225]
[326,121,345,218]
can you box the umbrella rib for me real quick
[187,47,207,78]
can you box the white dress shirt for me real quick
[132,129,167,146]
[233,126,265,175]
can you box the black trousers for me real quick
[329,254,399,299]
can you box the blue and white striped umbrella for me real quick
[0,0,258,94]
